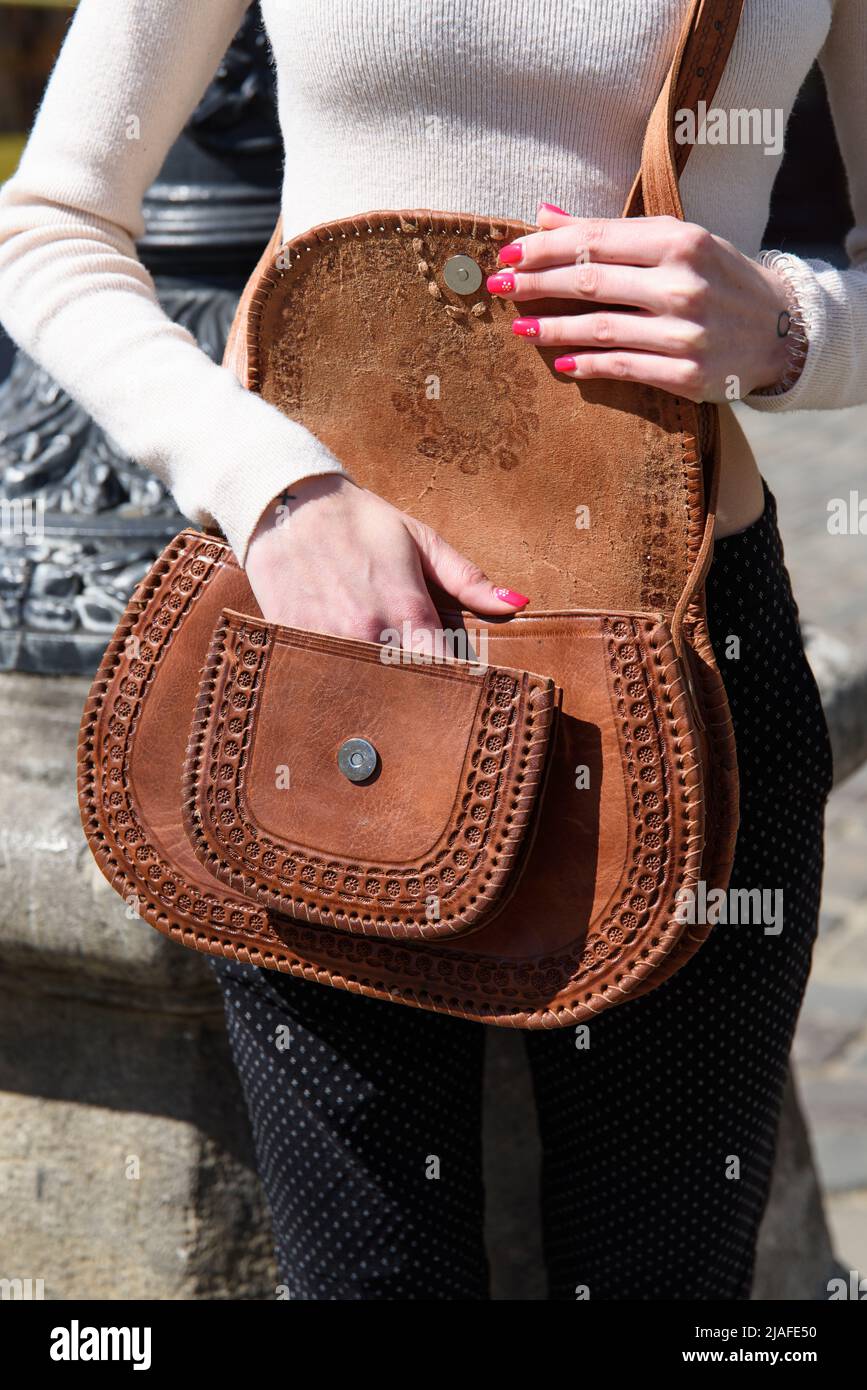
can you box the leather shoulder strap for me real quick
[623,0,745,219]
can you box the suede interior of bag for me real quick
[251,212,702,615]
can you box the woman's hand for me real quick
[487,202,793,402]
[244,474,528,643]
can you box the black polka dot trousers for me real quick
[208,484,833,1300]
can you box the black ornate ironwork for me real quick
[0,3,280,673]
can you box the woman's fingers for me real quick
[493,213,716,320]
[553,350,706,401]
[487,261,673,314]
[511,204,787,402]
[511,310,703,356]
[403,515,529,615]
[500,215,683,271]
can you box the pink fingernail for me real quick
[512,318,541,338]
[487,272,515,294]
[495,587,530,607]
[537,200,569,216]
[498,242,524,265]
[554,355,578,373]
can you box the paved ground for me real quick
[734,398,867,1280]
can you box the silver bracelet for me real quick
[752,249,810,397]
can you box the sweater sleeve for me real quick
[0,0,349,564]
[743,0,867,414]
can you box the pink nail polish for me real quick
[495,587,530,607]
[486,272,515,294]
[537,200,570,217]
[512,318,541,338]
[498,242,524,265]
[554,355,578,373]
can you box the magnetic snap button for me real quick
[443,254,483,295]
[337,737,379,783]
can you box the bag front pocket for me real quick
[182,609,559,940]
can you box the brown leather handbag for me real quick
[78,0,742,1028]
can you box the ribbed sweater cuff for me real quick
[742,253,862,414]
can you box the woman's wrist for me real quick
[749,250,810,397]
[248,473,358,550]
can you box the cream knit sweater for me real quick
[0,0,865,563]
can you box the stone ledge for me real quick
[805,626,867,786]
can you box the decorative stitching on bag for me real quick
[78,538,271,943]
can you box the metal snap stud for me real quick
[337,737,379,783]
[443,254,483,295]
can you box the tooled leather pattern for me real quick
[182,608,559,940]
[78,534,709,1026]
[78,540,272,944]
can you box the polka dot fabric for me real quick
[209,482,833,1300]
[209,955,489,1299]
